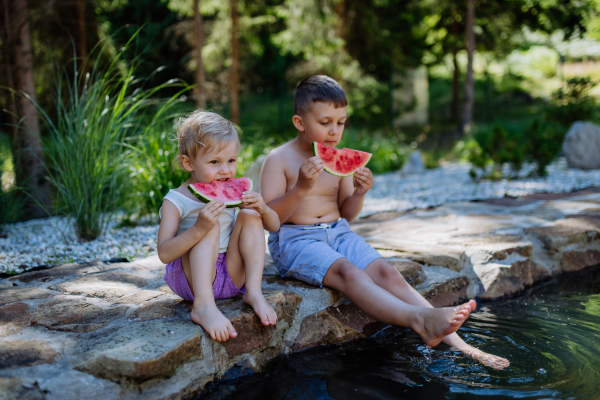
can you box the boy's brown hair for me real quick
[294,75,347,116]
[173,110,241,170]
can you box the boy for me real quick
[260,75,509,369]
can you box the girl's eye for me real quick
[228,159,236,163]
[210,160,218,164]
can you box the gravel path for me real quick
[2,158,600,274]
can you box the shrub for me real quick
[549,77,598,125]
[38,35,187,240]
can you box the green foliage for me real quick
[549,77,598,125]
[468,119,566,180]
[38,34,187,240]
[338,128,407,174]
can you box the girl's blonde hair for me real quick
[173,110,241,170]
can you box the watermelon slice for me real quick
[313,142,372,177]
[188,177,253,208]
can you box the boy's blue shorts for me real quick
[268,218,383,287]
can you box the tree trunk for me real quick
[1,0,17,137]
[462,0,475,133]
[230,0,240,125]
[451,11,460,125]
[6,0,52,218]
[193,0,205,108]
[76,0,87,62]
[334,0,346,43]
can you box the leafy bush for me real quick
[468,119,565,180]
[38,35,187,240]
[549,77,598,125]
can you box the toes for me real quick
[227,322,237,338]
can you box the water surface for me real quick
[201,267,600,400]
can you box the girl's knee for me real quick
[237,209,261,223]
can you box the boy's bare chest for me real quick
[285,160,340,197]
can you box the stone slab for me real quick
[50,272,148,301]
[475,259,550,300]
[0,302,31,337]
[0,341,57,370]
[562,250,600,272]
[0,287,53,307]
[31,298,128,333]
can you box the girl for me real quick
[157,110,280,342]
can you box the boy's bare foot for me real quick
[191,304,237,342]
[414,300,476,348]
[459,345,510,370]
[243,289,278,326]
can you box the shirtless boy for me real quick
[260,75,509,369]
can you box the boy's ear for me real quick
[181,155,194,172]
[292,115,304,132]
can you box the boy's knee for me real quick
[332,260,366,283]
[370,260,408,284]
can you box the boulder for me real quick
[562,121,600,170]
[400,151,425,175]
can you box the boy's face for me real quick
[295,102,347,147]
[182,141,238,183]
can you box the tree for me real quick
[230,0,239,124]
[462,0,475,132]
[1,0,52,218]
[193,0,205,107]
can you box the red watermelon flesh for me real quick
[313,142,372,177]
[188,177,253,207]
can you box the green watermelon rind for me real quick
[188,178,253,208]
[312,142,372,177]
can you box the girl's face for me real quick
[182,141,238,183]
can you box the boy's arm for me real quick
[157,199,224,263]
[260,153,323,223]
[338,167,374,222]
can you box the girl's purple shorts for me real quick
[163,253,245,301]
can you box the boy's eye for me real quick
[338,121,345,125]
[320,122,328,126]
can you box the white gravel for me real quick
[1,157,600,274]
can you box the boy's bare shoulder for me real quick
[263,141,297,170]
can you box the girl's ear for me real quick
[292,115,304,132]
[181,155,194,172]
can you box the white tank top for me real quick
[160,189,236,253]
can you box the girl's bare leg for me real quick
[323,258,475,348]
[364,258,510,369]
[182,222,237,342]
[226,209,277,326]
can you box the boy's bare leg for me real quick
[183,223,237,342]
[323,258,474,348]
[226,209,277,326]
[364,258,510,369]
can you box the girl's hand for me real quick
[353,167,374,196]
[241,191,269,215]
[195,200,226,230]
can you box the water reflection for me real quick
[200,267,600,400]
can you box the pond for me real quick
[200,266,600,400]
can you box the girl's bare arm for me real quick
[157,199,224,263]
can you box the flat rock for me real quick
[561,250,600,272]
[524,224,599,251]
[292,303,385,352]
[0,287,53,307]
[0,302,31,337]
[31,298,128,333]
[419,276,470,307]
[0,377,44,400]
[71,319,203,382]
[9,261,108,283]
[366,239,466,272]
[220,291,302,357]
[0,340,57,370]
[474,259,550,300]
[50,272,148,301]
[128,295,182,321]
[386,259,425,286]
[114,290,164,305]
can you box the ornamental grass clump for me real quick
[38,36,186,241]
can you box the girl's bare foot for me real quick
[243,289,278,326]
[191,303,237,342]
[414,300,476,347]
[458,345,510,370]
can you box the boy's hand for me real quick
[353,167,374,196]
[296,156,323,192]
[240,191,269,215]
[195,200,225,230]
